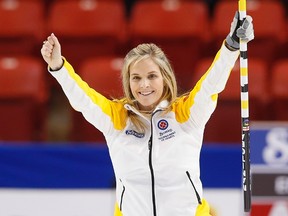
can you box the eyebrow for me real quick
[130,71,159,76]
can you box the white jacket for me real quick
[49,43,239,216]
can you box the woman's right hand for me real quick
[41,33,63,71]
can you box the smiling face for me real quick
[121,43,178,116]
[129,58,164,111]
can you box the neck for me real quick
[134,101,155,114]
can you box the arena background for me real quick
[0,0,288,215]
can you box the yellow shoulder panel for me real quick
[64,60,127,130]
[172,51,220,123]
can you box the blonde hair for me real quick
[121,43,178,132]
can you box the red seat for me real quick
[0,56,48,141]
[137,0,201,1]
[212,1,286,67]
[47,0,128,71]
[0,0,45,57]
[271,59,288,120]
[191,57,268,143]
[70,56,124,143]
[129,0,210,92]
[216,0,282,1]
[54,0,124,1]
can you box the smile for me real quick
[139,91,154,96]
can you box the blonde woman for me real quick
[41,12,253,216]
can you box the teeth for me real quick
[140,91,152,96]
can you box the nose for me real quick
[140,78,150,88]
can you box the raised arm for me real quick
[179,12,254,129]
[40,33,127,137]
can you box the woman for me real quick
[41,12,254,216]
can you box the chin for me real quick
[138,102,154,110]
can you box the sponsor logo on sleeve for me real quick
[125,130,145,138]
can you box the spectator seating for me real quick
[47,0,128,71]
[129,0,210,92]
[0,56,48,141]
[271,59,288,120]
[0,0,45,57]
[1,0,287,142]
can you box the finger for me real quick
[41,48,51,58]
[43,41,53,51]
[47,33,59,46]
[246,16,253,23]
[246,25,254,40]
[47,35,55,46]
[246,23,253,33]
[237,28,254,41]
[242,16,253,30]
[42,36,54,50]
[41,50,50,59]
[41,43,53,56]
[237,28,245,38]
[240,25,253,41]
[51,33,61,48]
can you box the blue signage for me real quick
[250,122,288,166]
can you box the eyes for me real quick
[131,73,158,81]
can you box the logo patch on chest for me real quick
[125,130,145,138]
[157,119,176,141]
[157,119,169,130]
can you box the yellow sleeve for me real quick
[196,198,212,216]
[114,203,123,216]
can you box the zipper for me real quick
[148,135,156,216]
[186,171,202,205]
[148,110,162,216]
[119,179,126,211]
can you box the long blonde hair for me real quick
[121,43,178,131]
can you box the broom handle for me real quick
[238,0,252,212]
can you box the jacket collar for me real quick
[124,100,169,118]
